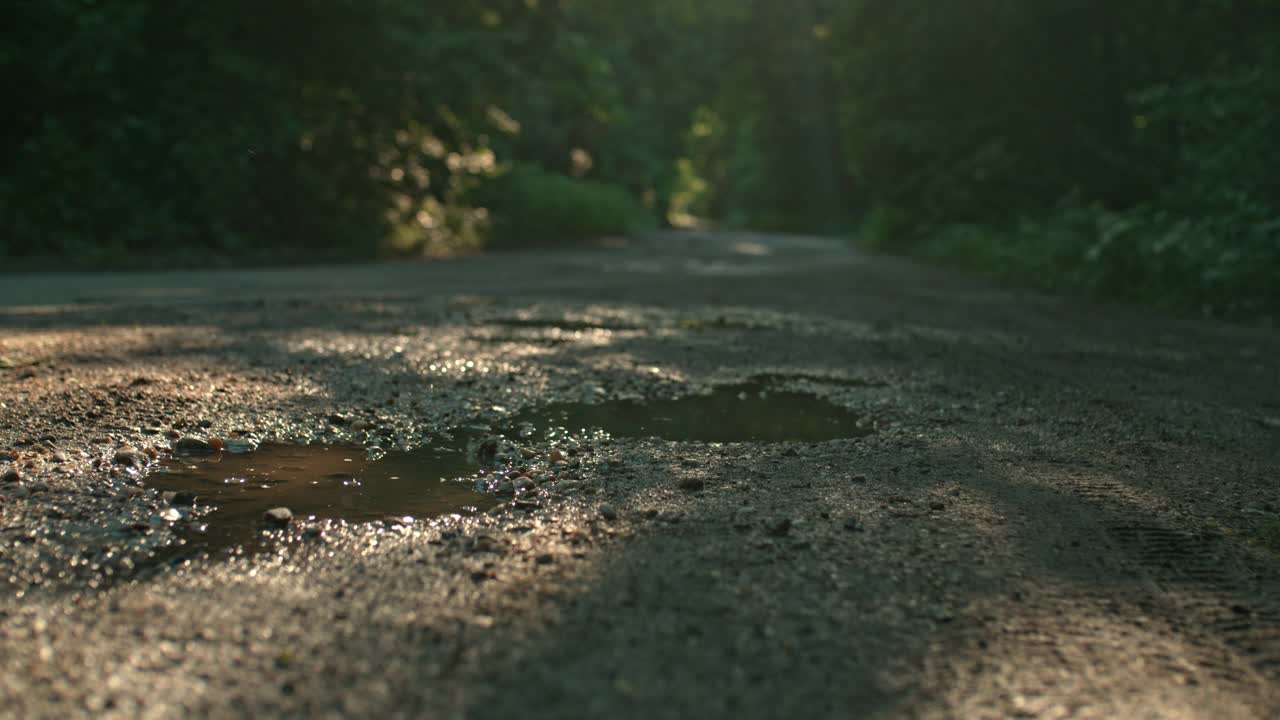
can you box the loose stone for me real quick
[767,518,793,537]
[679,477,705,492]
[112,449,145,467]
[600,504,618,521]
[173,436,219,455]
[264,507,293,525]
[223,438,259,454]
[169,490,197,506]
[1,469,21,484]
[477,436,503,463]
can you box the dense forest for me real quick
[4,1,1278,314]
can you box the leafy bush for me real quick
[914,202,1280,317]
[474,167,653,248]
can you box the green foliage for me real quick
[475,167,653,248]
[920,202,1280,316]
[830,0,1280,315]
[1,0,592,261]
[4,0,1278,315]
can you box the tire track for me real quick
[1070,476,1280,694]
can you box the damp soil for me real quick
[144,383,868,554]
[146,442,496,554]
[507,382,874,443]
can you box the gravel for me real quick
[1,231,1277,719]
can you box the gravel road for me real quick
[2,231,1278,719]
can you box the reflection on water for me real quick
[508,383,873,443]
[146,442,495,554]
[144,382,869,558]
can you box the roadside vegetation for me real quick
[4,1,1277,316]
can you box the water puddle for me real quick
[507,382,873,443]
[491,317,639,331]
[140,382,869,560]
[747,372,889,389]
[146,442,495,555]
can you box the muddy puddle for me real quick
[507,382,873,443]
[146,442,496,555]
[142,382,868,558]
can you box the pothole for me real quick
[145,441,497,555]
[139,382,870,559]
[507,382,874,443]
[490,317,640,331]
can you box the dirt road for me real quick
[2,232,1278,718]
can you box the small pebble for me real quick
[843,517,865,532]
[170,491,197,506]
[767,518,792,537]
[223,438,259,454]
[679,477,705,492]
[1,469,21,484]
[112,449,145,467]
[264,507,293,525]
[600,504,618,521]
[173,436,218,455]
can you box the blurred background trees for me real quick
[3,0,1277,313]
